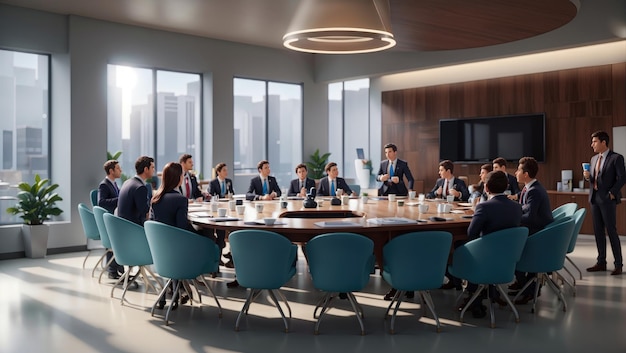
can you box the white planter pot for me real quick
[22,224,49,258]
[354,159,371,190]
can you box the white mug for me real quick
[255,203,264,213]
[341,195,350,205]
[418,193,425,202]
[236,205,245,215]
[408,191,416,200]
[228,200,236,211]
[446,195,455,203]
[217,208,227,217]
[418,204,429,213]
[388,194,397,202]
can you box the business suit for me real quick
[246,175,281,201]
[317,177,353,196]
[179,172,203,200]
[506,173,521,195]
[117,176,150,225]
[589,150,626,267]
[426,177,469,201]
[376,159,414,196]
[287,177,315,197]
[519,180,553,235]
[150,190,194,232]
[207,178,234,198]
[467,194,522,241]
[97,178,119,214]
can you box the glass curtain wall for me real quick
[0,50,49,224]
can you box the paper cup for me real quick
[255,203,264,213]
[388,194,396,202]
[408,191,416,200]
[582,162,590,171]
[228,200,236,211]
[446,195,455,203]
[418,204,429,213]
[236,205,245,215]
[217,208,227,217]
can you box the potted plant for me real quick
[6,174,63,258]
[361,192,369,203]
[306,149,331,180]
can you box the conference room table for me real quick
[189,196,473,269]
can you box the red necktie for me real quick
[185,177,191,198]
[519,186,527,204]
[594,155,602,190]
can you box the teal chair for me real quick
[348,184,361,196]
[558,208,587,296]
[513,217,575,313]
[552,202,577,219]
[382,231,452,333]
[229,230,297,332]
[103,213,161,304]
[90,189,98,208]
[144,221,222,325]
[306,232,375,335]
[77,203,105,276]
[93,206,115,284]
[448,227,529,328]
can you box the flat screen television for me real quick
[439,113,545,163]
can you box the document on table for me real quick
[314,221,363,228]
[366,217,418,225]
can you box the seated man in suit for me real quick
[97,159,124,279]
[179,154,206,202]
[207,162,235,267]
[246,160,281,201]
[376,143,414,196]
[317,162,355,196]
[492,157,521,199]
[118,155,155,225]
[287,163,315,197]
[426,159,469,201]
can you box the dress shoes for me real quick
[338,292,348,300]
[108,272,121,280]
[493,297,509,307]
[508,282,523,290]
[405,291,415,299]
[514,294,534,305]
[223,252,233,260]
[586,263,607,272]
[224,260,235,269]
[611,266,623,275]
[383,289,397,301]
[226,279,239,288]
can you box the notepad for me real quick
[366,217,418,225]
[314,221,363,228]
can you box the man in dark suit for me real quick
[179,154,205,202]
[207,162,235,267]
[584,130,626,275]
[246,160,281,201]
[97,159,124,279]
[426,160,469,201]
[511,156,553,304]
[492,157,521,198]
[317,162,354,196]
[117,156,155,225]
[376,143,414,196]
[287,163,315,197]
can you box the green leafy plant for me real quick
[107,150,122,160]
[6,174,63,225]
[362,192,369,197]
[306,149,331,179]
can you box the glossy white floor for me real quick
[1,234,625,353]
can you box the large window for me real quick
[0,50,49,225]
[328,78,370,180]
[107,65,202,180]
[233,78,302,192]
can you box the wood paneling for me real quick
[382,63,625,195]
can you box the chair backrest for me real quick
[90,189,98,208]
[383,231,452,291]
[102,213,153,267]
[451,227,529,284]
[228,230,297,289]
[567,208,587,253]
[516,217,575,273]
[144,221,219,279]
[552,202,577,219]
[306,232,375,292]
[93,206,112,249]
[348,184,361,196]
[77,203,100,241]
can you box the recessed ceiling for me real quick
[0,0,578,52]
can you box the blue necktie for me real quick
[389,162,394,177]
[221,181,225,196]
[262,179,268,194]
[331,180,336,196]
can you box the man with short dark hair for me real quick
[376,143,414,196]
[426,160,469,201]
[492,157,521,197]
[317,162,354,196]
[178,154,204,202]
[246,160,281,201]
[584,130,625,275]
[287,163,315,197]
[97,159,124,279]
[118,156,155,225]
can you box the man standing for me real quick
[426,160,469,201]
[584,130,625,275]
[376,143,414,196]
[118,156,155,225]
[246,160,281,201]
[97,159,124,279]
[287,163,315,197]
[492,157,521,197]
[179,154,205,202]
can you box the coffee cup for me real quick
[228,200,236,211]
[210,202,219,212]
[341,195,350,205]
[317,199,324,207]
[336,189,343,197]
[418,204,429,213]
[446,195,455,203]
[388,194,396,202]
[418,193,425,202]
[397,200,404,207]
[408,191,416,200]
[582,162,590,172]
[217,208,227,217]
[255,203,264,213]
[236,205,245,215]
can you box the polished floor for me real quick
[1,234,625,353]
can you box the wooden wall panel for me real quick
[381,63,626,194]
